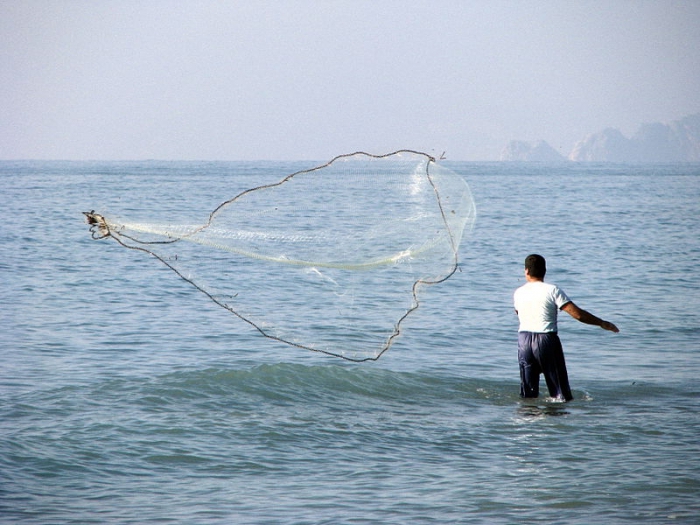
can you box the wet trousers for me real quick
[518,331,573,401]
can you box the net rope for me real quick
[85,150,476,361]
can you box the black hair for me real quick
[525,254,546,279]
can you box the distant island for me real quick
[500,113,700,162]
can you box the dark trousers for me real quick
[518,331,573,401]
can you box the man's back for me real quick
[514,280,570,333]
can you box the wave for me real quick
[69,362,688,414]
[6,362,693,434]
[131,363,517,407]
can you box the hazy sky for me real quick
[2,0,699,160]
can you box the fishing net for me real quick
[85,150,476,361]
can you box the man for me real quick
[513,254,619,401]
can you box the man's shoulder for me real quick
[516,281,553,291]
[515,281,563,297]
[514,282,529,296]
[515,281,542,299]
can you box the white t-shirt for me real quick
[514,281,571,333]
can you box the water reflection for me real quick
[516,402,571,419]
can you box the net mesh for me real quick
[85,150,476,361]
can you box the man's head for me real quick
[524,254,546,279]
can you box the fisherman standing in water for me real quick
[514,254,619,401]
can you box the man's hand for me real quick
[600,320,619,333]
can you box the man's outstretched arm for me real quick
[561,302,620,333]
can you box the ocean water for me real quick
[1,159,699,524]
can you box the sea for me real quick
[1,159,699,524]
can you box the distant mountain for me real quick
[499,140,566,161]
[568,114,700,162]
[567,128,636,162]
[501,114,700,162]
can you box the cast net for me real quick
[84,150,476,361]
